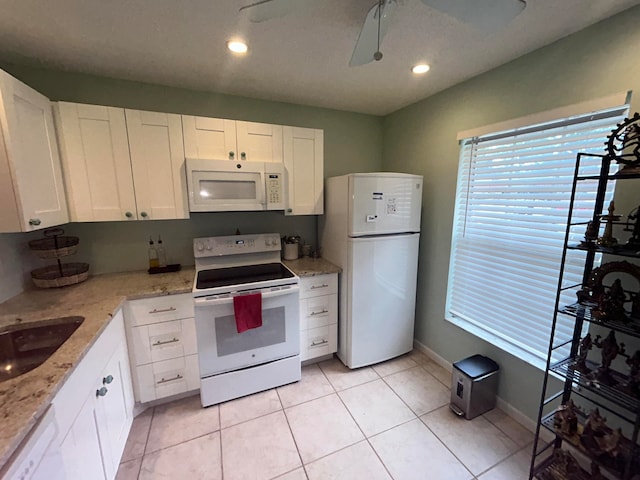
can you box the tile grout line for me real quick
[473,442,533,478]
[134,406,156,479]
[278,389,308,480]
[415,412,477,479]
[219,401,225,480]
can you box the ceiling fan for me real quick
[239,0,527,67]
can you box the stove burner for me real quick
[195,263,295,290]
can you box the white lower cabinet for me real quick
[54,310,134,480]
[124,293,199,403]
[299,273,338,361]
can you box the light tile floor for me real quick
[116,350,535,480]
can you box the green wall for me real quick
[0,65,384,276]
[381,5,640,420]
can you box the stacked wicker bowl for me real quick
[29,229,89,288]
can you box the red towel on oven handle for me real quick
[233,293,263,333]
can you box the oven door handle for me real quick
[195,285,299,306]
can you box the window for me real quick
[446,102,630,368]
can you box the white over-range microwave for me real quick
[186,158,285,212]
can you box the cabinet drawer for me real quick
[299,294,337,330]
[129,317,197,366]
[126,293,194,326]
[300,323,337,361]
[135,354,200,403]
[299,274,337,299]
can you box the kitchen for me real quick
[1,1,640,479]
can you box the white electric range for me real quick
[192,233,301,407]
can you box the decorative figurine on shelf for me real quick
[606,111,640,176]
[552,449,582,478]
[623,205,640,251]
[554,400,579,437]
[632,292,640,320]
[583,418,623,460]
[590,462,605,480]
[597,201,622,248]
[593,330,626,386]
[578,261,640,324]
[575,333,593,374]
[624,350,640,398]
[580,220,600,247]
[596,278,629,324]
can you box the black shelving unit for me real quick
[529,152,640,480]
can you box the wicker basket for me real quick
[31,263,90,288]
[28,229,79,259]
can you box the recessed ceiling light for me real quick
[412,64,430,75]
[227,41,248,54]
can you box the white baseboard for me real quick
[413,339,452,372]
[413,339,537,433]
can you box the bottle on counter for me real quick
[148,237,159,268]
[157,236,167,267]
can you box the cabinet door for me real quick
[283,127,324,215]
[54,102,136,221]
[182,115,237,160]
[236,121,283,163]
[126,110,189,220]
[94,340,134,479]
[59,393,107,480]
[0,70,68,232]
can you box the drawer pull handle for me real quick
[311,339,329,347]
[149,306,177,314]
[153,337,180,347]
[157,373,183,385]
[310,284,329,290]
[96,386,108,397]
[310,309,328,316]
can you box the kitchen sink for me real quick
[0,316,84,382]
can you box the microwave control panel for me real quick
[266,172,284,210]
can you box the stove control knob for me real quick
[205,242,212,250]
[196,242,204,252]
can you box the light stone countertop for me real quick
[0,267,195,470]
[283,257,341,277]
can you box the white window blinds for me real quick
[446,104,629,367]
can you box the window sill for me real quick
[445,315,546,371]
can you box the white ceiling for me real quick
[0,0,638,115]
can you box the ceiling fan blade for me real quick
[350,0,398,67]
[420,0,526,31]
[239,0,312,23]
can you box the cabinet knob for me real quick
[125,211,133,218]
[96,386,108,397]
[229,151,235,159]
[103,375,114,385]
[29,218,41,226]
[240,152,246,160]
[140,211,148,218]
[287,208,293,213]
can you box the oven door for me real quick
[194,285,299,377]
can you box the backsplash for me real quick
[0,234,22,301]
[0,211,316,301]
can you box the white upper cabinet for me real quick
[55,102,189,221]
[283,126,324,215]
[183,115,283,163]
[54,103,135,222]
[125,110,188,220]
[0,70,68,232]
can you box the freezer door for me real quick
[342,233,420,368]
[349,174,422,236]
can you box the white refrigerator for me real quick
[321,172,423,368]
